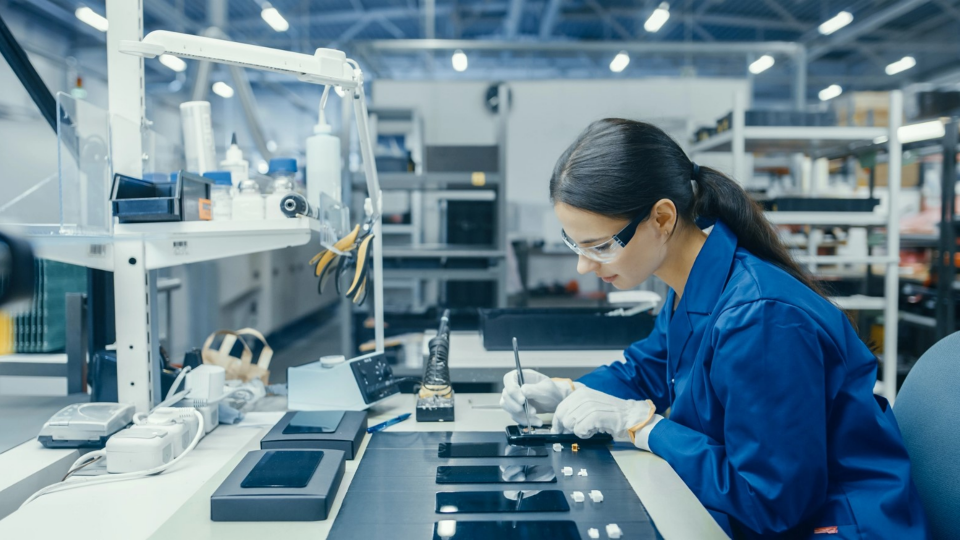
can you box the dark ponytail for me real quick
[550,118,830,301]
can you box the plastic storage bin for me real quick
[111,171,213,223]
[479,308,655,351]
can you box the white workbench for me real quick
[393,331,627,383]
[0,394,727,540]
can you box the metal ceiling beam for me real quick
[807,0,932,61]
[584,0,632,40]
[504,0,525,38]
[933,0,960,22]
[356,39,804,55]
[143,0,203,33]
[760,0,806,31]
[539,0,563,38]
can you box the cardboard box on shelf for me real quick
[835,91,890,127]
[857,161,920,188]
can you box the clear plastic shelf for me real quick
[317,191,350,252]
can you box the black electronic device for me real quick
[436,465,557,484]
[350,355,401,404]
[505,425,613,446]
[240,450,323,488]
[261,411,367,460]
[438,442,547,459]
[282,411,345,434]
[432,520,580,540]
[211,449,345,522]
[436,490,570,514]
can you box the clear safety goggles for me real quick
[560,213,646,263]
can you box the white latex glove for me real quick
[500,369,581,427]
[551,387,656,443]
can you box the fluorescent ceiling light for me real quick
[749,55,775,75]
[75,6,108,33]
[819,11,853,35]
[885,56,916,76]
[451,49,468,72]
[158,54,187,72]
[261,5,289,32]
[818,84,842,101]
[898,120,945,144]
[644,3,670,33]
[212,81,234,98]
[610,51,630,73]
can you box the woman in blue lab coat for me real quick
[500,119,930,539]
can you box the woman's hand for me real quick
[500,369,579,427]
[552,387,660,449]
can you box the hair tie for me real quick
[691,161,701,180]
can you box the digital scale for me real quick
[37,403,135,449]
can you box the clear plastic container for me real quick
[203,171,233,221]
[265,157,297,220]
[232,179,265,220]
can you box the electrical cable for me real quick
[20,409,205,508]
[62,455,103,481]
[165,366,192,402]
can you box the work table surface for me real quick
[0,393,728,540]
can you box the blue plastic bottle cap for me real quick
[267,157,298,175]
[202,171,233,185]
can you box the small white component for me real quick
[578,468,588,477]
[105,427,173,473]
[562,466,574,477]
[606,523,623,539]
[571,491,585,503]
[553,443,563,452]
[588,528,600,539]
[589,490,604,503]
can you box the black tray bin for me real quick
[111,171,212,223]
[479,308,655,351]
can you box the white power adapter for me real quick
[106,426,174,473]
[179,365,225,434]
[149,407,201,445]
[140,411,192,457]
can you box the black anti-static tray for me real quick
[328,431,662,540]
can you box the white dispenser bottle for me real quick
[220,133,249,190]
[306,110,342,206]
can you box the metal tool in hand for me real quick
[512,337,535,432]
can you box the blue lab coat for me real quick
[578,221,930,539]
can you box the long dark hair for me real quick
[549,118,830,301]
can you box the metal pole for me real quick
[883,90,903,402]
[937,118,958,339]
[107,0,156,412]
[793,46,807,111]
[353,82,385,353]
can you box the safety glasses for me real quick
[560,213,647,263]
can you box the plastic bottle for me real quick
[203,171,233,221]
[264,157,297,220]
[306,108,342,206]
[232,179,265,220]
[179,101,217,174]
[220,133,249,190]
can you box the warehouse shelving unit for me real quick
[8,1,387,412]
[691,90,904,402]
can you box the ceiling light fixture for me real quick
[451,49,468,72]
[261,4,290,32]
[158,54,187,72]
[212,81,234,98]
[818,84,842,101]
[644,3,670,33]
[749,55,775,75]
[885,56,916,76]
[898,120,945,144]
[609,51,630,73]
[818,11,853,35]
[75,6,109,33]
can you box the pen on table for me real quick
[367,413,411,433]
